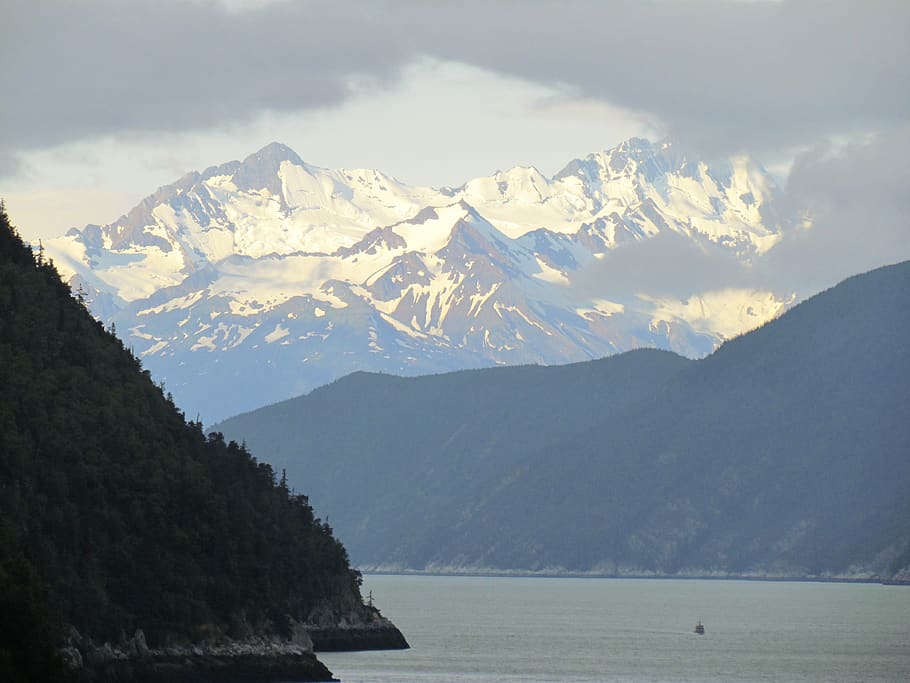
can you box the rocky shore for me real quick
[63,617,409,683]
[73,650,335,683]
[308,622,410,652]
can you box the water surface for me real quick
[321,574,910,682]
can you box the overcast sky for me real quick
[2,0,908,294]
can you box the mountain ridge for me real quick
[47,138,791,421]
[0,203,407,682]
[215,260,910,581]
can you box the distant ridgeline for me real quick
[217,260,910,583]
[0,203,405,683]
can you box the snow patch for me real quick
[264,324,290,343]
[642,289,788,340]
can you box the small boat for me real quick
[694,620,705,635]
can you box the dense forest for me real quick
[216,348,693,566]
[0,202,371,681]
[218,261,910,580]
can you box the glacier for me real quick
[46,138,795,422]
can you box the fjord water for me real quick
[321,575,910,683]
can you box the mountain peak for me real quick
[552,138,645,182]
[615,136,657,155]
[45,137,792,420]
[245,141,304,167]
[232,142,308,202]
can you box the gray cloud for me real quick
[762,127,910,294]
[3,0,907,171]
[413,0,910,296]
[0,0,410,171]
[575,127,910,302]
[403,0,910,159]
[575,230,754,300]
[2,0,907,293]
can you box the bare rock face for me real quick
[289,621,315,653]
[127,629,150,658]
[63,604,408,682]
[306,618,410,653]
[66,634,336,683]
[305,598,410,652]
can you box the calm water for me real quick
[320,574,910,683]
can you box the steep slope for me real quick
[46,138,790,422]
[0,204,404,682]
[217,261,910,581]
[443,261,910,578]
[215,349,692,567]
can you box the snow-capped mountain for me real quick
[46,138,791,422]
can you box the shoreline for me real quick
[360,568,910,587]
[67,622,409,683]
[73,650,336,683]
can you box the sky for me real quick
[1,0,909,295]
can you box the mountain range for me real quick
[214,261,910,581]
[46,138,791,421]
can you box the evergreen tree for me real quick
[0,200,371,659]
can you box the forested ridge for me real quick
[218,260,910,580]
[0,202,368,680]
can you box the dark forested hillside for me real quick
[217,261,910,581]
[0,203,387,681]
[215,348,693,566]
